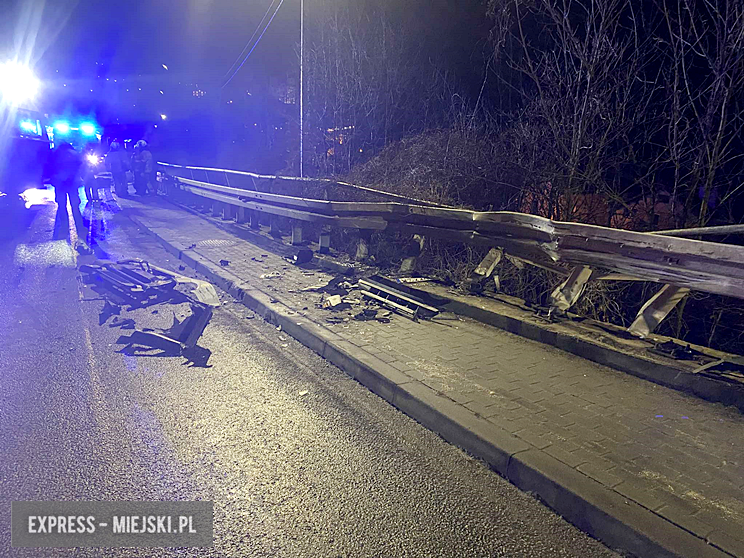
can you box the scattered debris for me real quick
[220,259,230,267]
[251,256,264,263]
[179,265,186,271]
[298,276,347,295]
[109,317,136,329]
[353,309,377,321]
[99,300,121,325]
[79,259,220,366]
[359,276,439,321]
[260,272,283,279]
[293,249,313,265]
[299,390,309,397]
[323,295,344,309]
[396,277,432,284]
[648,340,702,361]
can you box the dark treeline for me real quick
[299,0,744,351]
[304,0,744,230]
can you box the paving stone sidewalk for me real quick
[122,198,744,557]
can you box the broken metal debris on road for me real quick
[79,259,220,366]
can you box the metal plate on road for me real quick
[195,239,239,249]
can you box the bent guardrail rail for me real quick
[157,162,744,338]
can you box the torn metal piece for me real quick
[550,266,593,314]
[474,248,503,278]
[118,330,184,354]
[109,317,136,329]
[82,260,218,358]
[359,276,439,321]
[629,284,690,338]
[692,359,726,374]
[80,263,177,307]
[148,265,220,307]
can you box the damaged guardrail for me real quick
[157,162,744,339]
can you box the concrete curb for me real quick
[130,214,733,558]
[432,295,744,414]
[166,195,744,413]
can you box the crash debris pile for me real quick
[79,259,220,363]
[295,273,440,324]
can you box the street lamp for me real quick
[300,0,304,177]
[0,61,39,106]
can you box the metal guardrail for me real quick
[157,162,744,337]
[157,161,445,207]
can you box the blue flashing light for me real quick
[54,121,70,134]
[80,122,96,136]
[20,120,37,133]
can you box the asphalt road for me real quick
[0,191,620,557]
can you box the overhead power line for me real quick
[222,0,287,89]
[221,0,277,82]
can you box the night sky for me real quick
[1,0,302,117]
[4,0,300,79]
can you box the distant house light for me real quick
[160,114,167,120]
[162,64,169,70]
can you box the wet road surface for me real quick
[0,192,620,557]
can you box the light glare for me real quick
[0,61,39,105]
[80,123,96,136]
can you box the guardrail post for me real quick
[211,201,223,217]
[291,223,304,245]
[223,204,237,221]
[318,226,331,254]
[400,234,425,274]
[628,284,690,338]
[250,210,261,230]
[236,207,249,224]
[549,266,593,316]
[355,230,372,261]
[269,216,282,238]
[463,247,503,292]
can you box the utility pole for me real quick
[299,0,304,177]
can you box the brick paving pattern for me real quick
[124,198,744,556]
